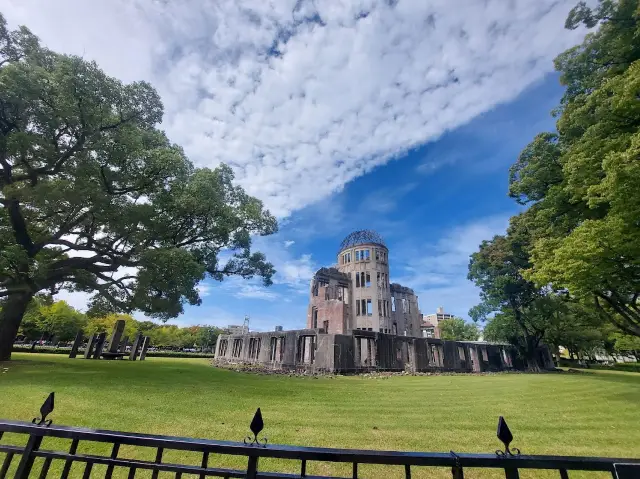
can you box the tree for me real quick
[611,331,640,361]
[14,294,53,341]
[194,326,222,351]
[468,216,559,370]
[85,313,139,340]
[37,301,86,342]
[0,15,277,360]
[439,317,480,341]
[503,0,640,338]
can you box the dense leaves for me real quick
[0,15,277,359]
[438,317,480,341]
[12,298,223,351]
[470,0,640,364]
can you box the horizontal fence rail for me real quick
[0,393,639,479]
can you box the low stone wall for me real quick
[213,330,554,374]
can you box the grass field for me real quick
[1,353,639,478]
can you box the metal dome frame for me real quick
[338,230,386,253]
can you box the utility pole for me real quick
[243,316,250,334]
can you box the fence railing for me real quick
[0,393,639,478]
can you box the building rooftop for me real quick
[390,283,415,294]
[313,267,350,284]
[338,230,386,252]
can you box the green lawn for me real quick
[1,354,639,478]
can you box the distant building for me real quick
[226,324,248,335]
[274,325,283,332]
[422,306,454,339]
[421,321,436,338]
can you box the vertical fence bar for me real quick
[0,453,14,479]
[300,460,306,477]
[38,457,52,479]
[404,464,411,479]
[199,451,209,479]
[504,468,520,479]
[60,439,79,479]
[13,433,43,478]
[352,462,358,479]
[81,463,93,479]
[150,447,163,479]
[127,467,136,479]
[246,455,258,479]
[104,443,120,479]
[451,466,464,479]
[559,469,569,479]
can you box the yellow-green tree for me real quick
[85,314,139,339]
[36,301,86,342]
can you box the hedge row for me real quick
[613,362,640,373]
[11,345,215,359]
[558,358,640,373]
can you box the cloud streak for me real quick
[3,0,584,218]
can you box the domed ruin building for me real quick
[214,231,554,373]
[308,230,421,337]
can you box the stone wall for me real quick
[214,329,554,373]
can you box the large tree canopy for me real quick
[0,15,277,360]
[476,0,640,344]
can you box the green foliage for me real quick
[557,0,640,102]
[0,14,277,359]
[36,301,86,341]
[473,0,640,348]
[15,294,53,340]
[611,330,640,360]
[613,362,640,372]
[468,224,551,368]
[438,317,480,341]
[518,2,640,336]
[194,326,220,351]
[11,344,216,358]
[11,295,223,351]
[85,313,139,339]
[12,298,84,342]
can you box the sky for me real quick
[1,0,587,331]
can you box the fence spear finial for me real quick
[32,392,54,427]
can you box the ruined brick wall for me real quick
[307,268,351,334]
[390,284,422,337]
[213,329,549,374]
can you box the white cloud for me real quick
[276,254,316,291]
[283,240,295,248]
[392,214,510,319]
[196,284,211,297]
[53,290,93,312]
[1,0,585,217]
[234,283,280,301]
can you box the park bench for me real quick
[1,393,639,479]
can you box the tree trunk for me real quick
[0,293,33,361]
[525,356,541,372]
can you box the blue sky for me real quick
[3,0,586,330]
[180,74,565,330]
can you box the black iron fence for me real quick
[0,393,638,478]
